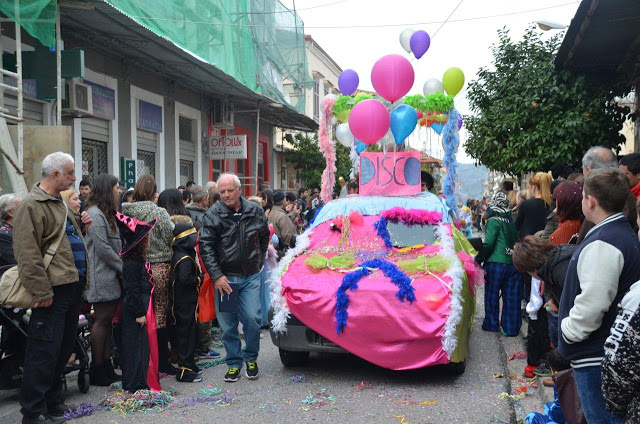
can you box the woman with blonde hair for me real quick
[515,172,552,240]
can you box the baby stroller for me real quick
[0,306,92,393]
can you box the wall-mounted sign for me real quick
[208,134,247,160]
[359,152,421,196]
[84,80,115,120]
[120,157,136,189]
[138,100,162,132]
[2,76,37,99]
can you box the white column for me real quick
[73,118,82,182]
[196,118,202,184]
[130,97,137,162]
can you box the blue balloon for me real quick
[356,140,366,155]
[431,123,444,135]
[390,105,418,146]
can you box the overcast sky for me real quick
[281,0,581,162]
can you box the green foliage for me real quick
[424,92,454,113]
[284,132,353,194]
[465,25,632,175]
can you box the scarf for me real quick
[487,192,512,222]
[632,182,640,199]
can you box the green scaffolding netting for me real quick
[0,0,57,48]
[103,0,312,113]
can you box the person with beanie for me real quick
[476,192,522,337]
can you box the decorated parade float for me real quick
[269,29,484,373]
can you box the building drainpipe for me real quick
[255,102,260,194]
[56,5,61,126]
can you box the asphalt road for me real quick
[1,287,543,423]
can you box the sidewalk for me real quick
[492,316,554,422]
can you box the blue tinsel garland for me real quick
[373,217,392,248]
[442,108,461,218]
[335,259,416,333]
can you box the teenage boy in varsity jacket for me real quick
[558,168,640,424]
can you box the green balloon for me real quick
[442,67,465,97]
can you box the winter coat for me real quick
[268,205,296,253]
[602,281,640,423]
[186,203,207,231]
[84,206,123,303]
[199,198,269,282]
[515,198,551,240]
[13,184,90,302]
[539,210,559,240]
[536,244,575,305]
[122,257,151,319]
[476,216,518,264]
[121,201,173,263]
[0,221,15,266]
[169,217,201,324]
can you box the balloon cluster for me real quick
[332,29,466,154]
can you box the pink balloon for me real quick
[348,99,390,145]
[371,54,415,102]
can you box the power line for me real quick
[432,0,465,39]
[119,2,577,30]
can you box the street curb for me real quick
[519,319,554,407]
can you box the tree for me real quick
[465,26,632,175]
[284,132,353,193]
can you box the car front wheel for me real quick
[279,349,310,367]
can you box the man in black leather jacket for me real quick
[199,173,269,383]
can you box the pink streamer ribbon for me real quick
[145,262,162,392]
[319,96,337,203]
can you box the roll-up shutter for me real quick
[5,95,44,125]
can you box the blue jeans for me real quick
[573,365,623,424]
[215,273,262,368]
[259,265,271,327]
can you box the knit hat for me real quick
[488,192,510,215]
[273,190,285,204]
[115,211,157,255]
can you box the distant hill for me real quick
[457,163,489,202]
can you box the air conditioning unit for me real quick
[62,79,93,117]
[211,98,233,129]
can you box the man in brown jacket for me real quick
[268,190,296,256]
[15,152,92,424]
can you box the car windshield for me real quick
[386,222,437,247]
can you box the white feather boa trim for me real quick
[269,229,313,334]
[436,222,465,359]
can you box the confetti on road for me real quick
[301,388,336,409]
[393,414,411,424]
[284,374,307,384]
[355,381,373,390]
[63,402,99,420]
[507,351,527,360]
[198,358,226,369]
[492,373,504,379]
[197,387,223,396]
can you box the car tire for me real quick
[449,361,466,376]
[279,349,310,367]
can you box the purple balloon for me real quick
[338,69,359,96]
[410,30,431,59]
[457,117,463,130]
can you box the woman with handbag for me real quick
[84,174,123,386]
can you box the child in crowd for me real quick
[525,349,569,424]
[168,216,202,383]
[116,212,161,392]
[475,192,522,337]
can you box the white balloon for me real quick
[423,78,444,96]
[399,28,415,54]
[331,116,338,125]
[336,123,355,148]
[324,93,338,101]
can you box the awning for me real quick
[555,0,640,85]
[59,1,318,132]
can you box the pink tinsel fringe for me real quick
[319,96,337,203]
[381,207,443,226]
